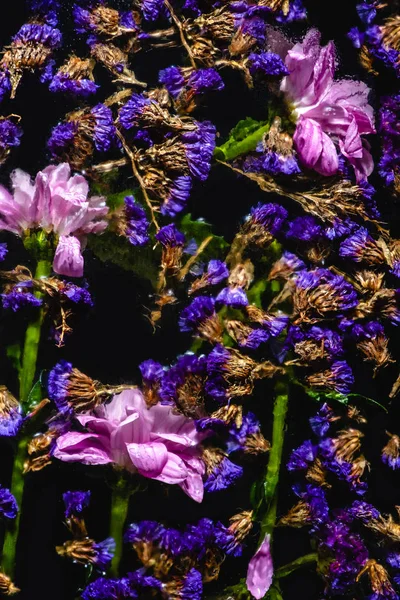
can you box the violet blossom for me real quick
[280,29,375,181]
[0,163,108,277]
[53,389,205,503]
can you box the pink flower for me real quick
[53,389,205,503]
[0,163,108,277]
[280,29,375,181]
[246,534,274,599]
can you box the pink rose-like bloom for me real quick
[0,163,108,277]
[53,389,205,503]
[246,534,274,599]
[280,29,375,181]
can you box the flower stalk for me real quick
[1,258,52,582]
[108,485,132,578]
[259,378,289,540]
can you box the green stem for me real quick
[2,259,51,581]
[259,379,289,540]
[275,553,318,579]
[214,123,270,162]
[109,488,131,578]
[19,259,51,404]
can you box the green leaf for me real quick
[88,231,160,286]
[6,344,21,377]
[247,279,268,308]
[214,118,270,162]
[24,379,43,412]
[179,213,228,261]
[106,189,132,211]
[303,388,387,412]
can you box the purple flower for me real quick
[0,118,23,162]
[160,176,192,217]
[0,388,23,437]
[0,486,18,520]
[309,403,335,437]
[181,121,216,181]
[91,104,117,152]
[155,224,185,247]
[54,389,205,503]
[139,360,164,385]
[286,216,324,242]
[250,203,288,234]
[281,29,375,180]
[48,360,73,412]
[204,456,243,492]
[159,66,185,98]
[13,23,62,49]
[124,196,149,246]
[246,534,273,599]
[181,568,202,600]
[0,164,108,277]
[81,577,132,599]
[216,286,248,307]
[179,296,215,332]
[49,73,98,97]
[0,243,7,261]
[287,440,317,471]
[63,490,91,518]
[248,52,289,76]
[2,283,42,312]
[187,68,224,94]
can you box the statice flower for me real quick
[0,387,24,437]
[181,121,216,181]
[0,486,18,520]
[122,196,149,246]
[179,296,222,342]
[1,282,42,312]
[280,29,375,180]
[54,389,205,502]
[0,118,23,165]
[378,94,400,187]
[248,52,289,77]
[286,215,325,242]
[159,66,224,99]
[49,56,98,97]
[63,490,91,518]
[81,577,132,600]
[0,164,108,277]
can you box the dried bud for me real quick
[332,429,364,463]
[357,560,396,599]
[279,501,311,528]
[0,572,20,596]
[228,260,254,290]
[306,458,330,488]
[228,510,253,543]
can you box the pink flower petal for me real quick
[54,432,113,465]
[150,452,189,484]
[246,534,274,600]
[53,235,84,277]
[293,118,323,169]
[314,131,339,176]
[340,116,363,159]
[127,441,168,476]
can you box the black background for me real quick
[0,1,399,598]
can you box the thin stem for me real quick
[109,488,131,578]
[116,131,160,231]
[275,553,318,579]
[259,379,289,540]
[2,259,51,582]
[164,0,196,68]
[179,235,213,280]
